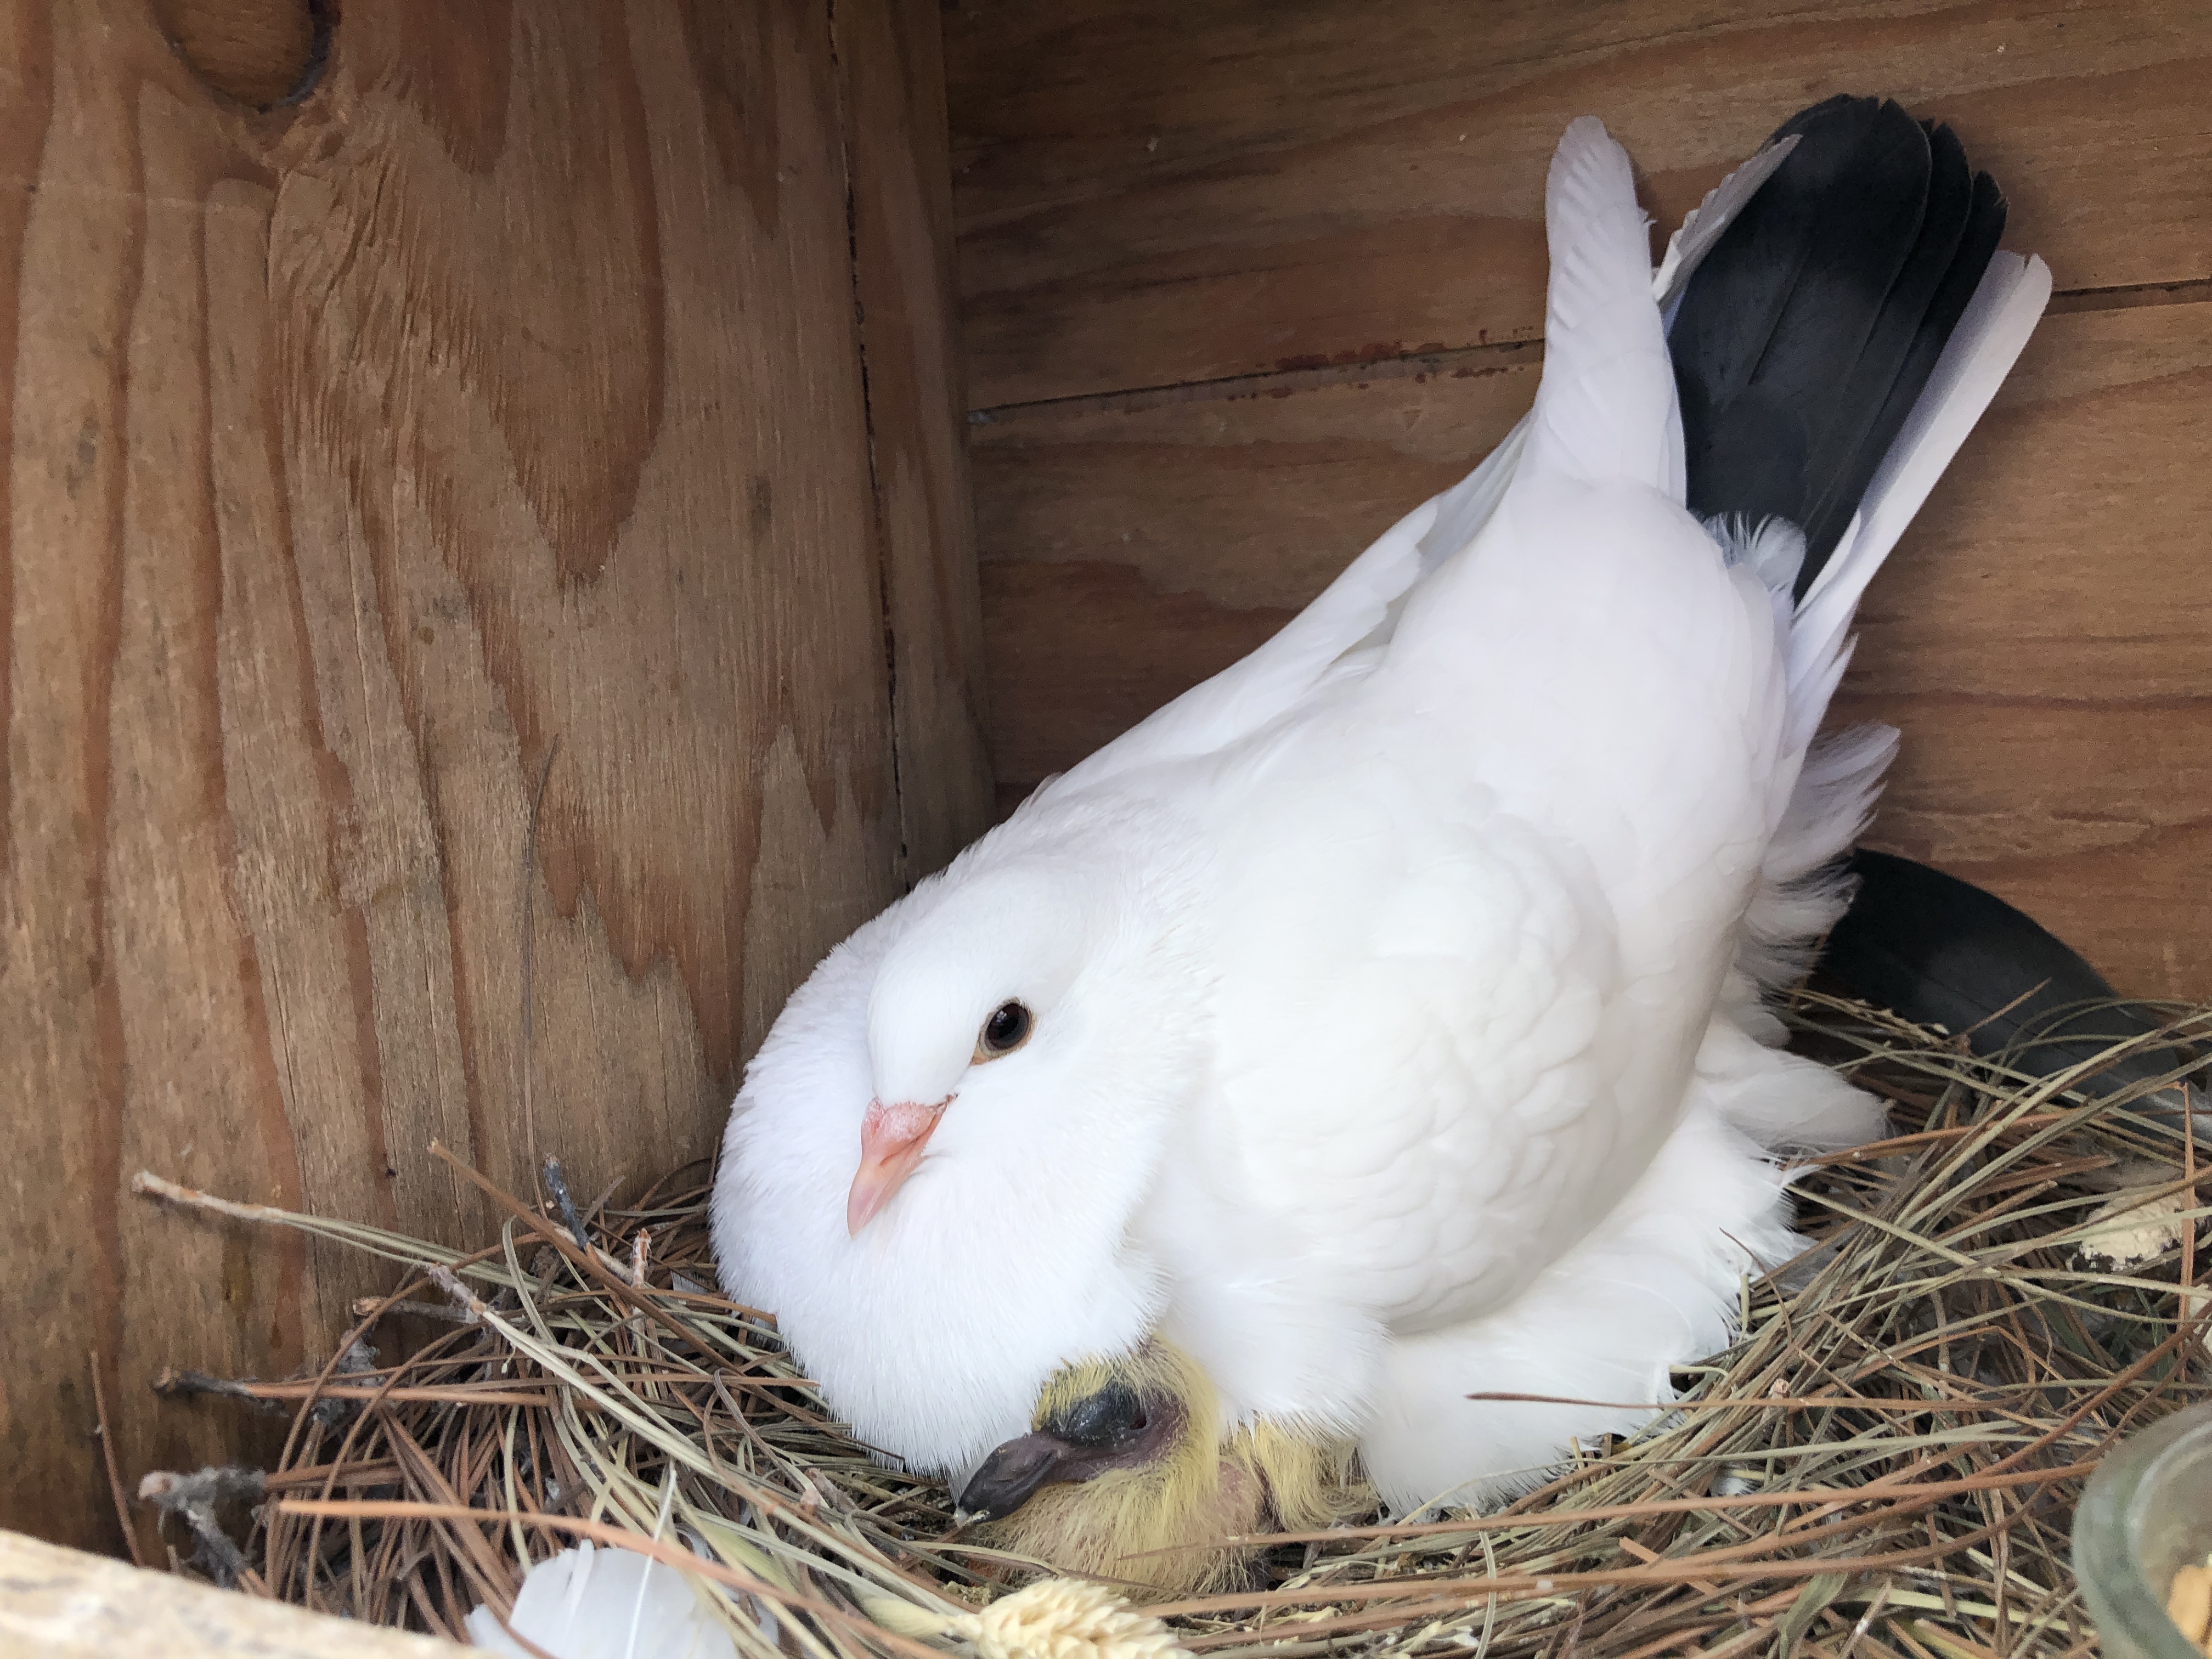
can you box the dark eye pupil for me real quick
[983,1000,1031,1053]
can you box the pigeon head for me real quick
[847,862,1106,1237]
[713,792,1212,1480]
[955,1341,1358,1596]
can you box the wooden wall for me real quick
[946,0,2212,998]
[1,0,991,1556]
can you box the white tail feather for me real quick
[1780,251,2052,785]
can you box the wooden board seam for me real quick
[2048,273,2212,315]
[969,338,1542,423]
[969,282,2212,423]
[825,0,912,872]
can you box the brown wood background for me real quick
[946,0,2212,999]
[1,0,991,1556]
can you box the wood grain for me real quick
[838,0,998,878]
[1838,303,2212,995]
[945,0,2212,407]
[1,0,989,1556]
[974,302,2212,997]
[148,0,321,108]
[973,345,1538,792]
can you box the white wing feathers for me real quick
[1050,495,1438,797]
[1053,123,1802,805]
[1518,117,1684,497]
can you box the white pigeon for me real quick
[713,101,2050,1589]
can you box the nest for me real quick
[131,994,2212,1659]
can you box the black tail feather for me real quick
[1819,851,2205,1101]
[1671,96,2007,596]
[1793,120,1971,563]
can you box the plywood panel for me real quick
[840,0,998,877]
[974,303,2212,997]
[973,346,1537,789]
[1838,303,2212,998]
[1,0,988,1556]
[945,0,2212,406]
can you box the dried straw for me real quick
[132,993,2212,1659]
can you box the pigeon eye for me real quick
[975,1000,1033,1060]
[1051,1380,1148,1448]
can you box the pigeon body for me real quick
[714,100,2051,1577]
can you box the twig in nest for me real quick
[154,1341,382,1430]
[153,1367,290,1418]
[427,1263,488,1319]
[88,1349,146,1568]
[132,1170,295,1224]
[541,1155,590,1254]
[352,1295,480,1324]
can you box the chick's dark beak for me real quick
[953,1431,1074,1523]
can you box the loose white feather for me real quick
[467,1543,738,1659]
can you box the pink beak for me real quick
[847,1097,949,1236]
